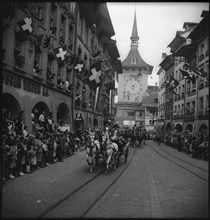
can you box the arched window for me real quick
[131,57,136,64]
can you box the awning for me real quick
[173,44,196,58]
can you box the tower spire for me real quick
[130,6,139,46]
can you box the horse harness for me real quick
[107,142,117,151]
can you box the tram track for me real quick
[148,142,208,183]
[37,147,137,218]
[158,144,208,172]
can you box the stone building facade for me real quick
[2,2,121,133]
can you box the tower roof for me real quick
[122,47,153,73]
[130,9,139,41]
[122,9,153,74]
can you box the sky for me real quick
[107,2,209,86]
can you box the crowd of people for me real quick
[2,109,209,185]
[151,128,209,160]
[2,109,86,184]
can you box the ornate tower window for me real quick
[131,57,136,64]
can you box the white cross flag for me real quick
[17,17,33,35]
[54,45,67,64]
[88,60,102,90]
[74,61,84,75]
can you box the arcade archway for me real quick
[185,124,193,132]
[57,102,70,124]
[198,124,208,132]
[165,123,171,131]
[174,124,183,132]
[2,93,21,118]
[32,102,50,118]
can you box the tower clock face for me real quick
[126,80,139,93]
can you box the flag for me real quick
[74,61,84,75]
[54,45,67,65]
[105,80,115,91]
[92,50,101,58]
[180,68,190,78]
[36,34,51,54]
[36,27,57,54]
[185,63,208,79]
[169,75,179,88]
[17,17,33,35]
[191,66,208,78]
[88,60,102,90]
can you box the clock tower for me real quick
[116,9,153,127]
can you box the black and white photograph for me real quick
[2,1,209,218]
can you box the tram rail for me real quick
[148,142,208,183]
[37,147,137,218]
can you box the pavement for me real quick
[2,141,209,218]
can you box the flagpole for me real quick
[183,78,187,132]
[94,86,99,111]
[109,90,112,115]
[193,77,199,135]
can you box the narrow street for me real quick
[3,141,208,218]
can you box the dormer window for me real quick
[131,57,136,64]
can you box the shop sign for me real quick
[3,70,49,97]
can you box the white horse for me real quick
[102,132,119,173]
[86,132,101,173]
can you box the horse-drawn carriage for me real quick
[85,129,129,173]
